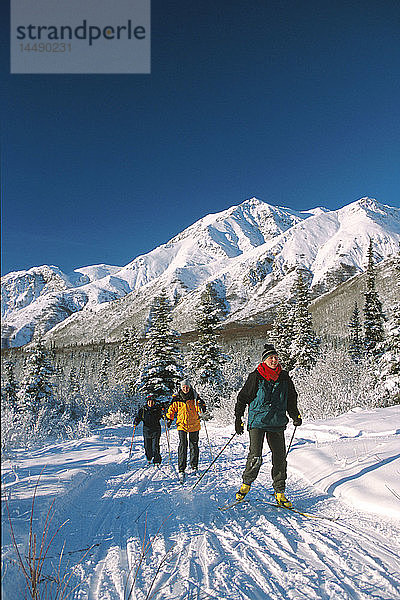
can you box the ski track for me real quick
[3,431,400,600]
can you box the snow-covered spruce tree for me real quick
[1,361,19,412]
[1,361,21,452]
[363,238,385,356]
[378,305,400,404]
[270,300,296,371]
[17,336,53,419]
[378,244,400,405]
[185,283,227,409]
[17,335,65,437]
[348,301,363,361]
[98,348,111,391]
[64,365,85,422]
[378,243,400,403]
[116,326,142,398]
[137,290,184,399]
[290,269,320,370]
[68,365,80,396]
[91,347,121,420]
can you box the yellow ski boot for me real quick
[236,483,250,501]
[275,491,292,508]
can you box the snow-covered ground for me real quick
[2,405,400,599]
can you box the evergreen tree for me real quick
[379,304,400,403]
[137,290,184,399]
[68,366,80,396]
[271,300,296,370]
[65,365,85,421]
[18,336,54,417]
[290,269,320,369]
[363,238,385,356]
[388,305,400,367]
[379,248,400,403]
[1,361,19,412]
[98,348,111,390]
[186,283,226,405]
[78,360,87,384]
[348,301,363,361]
[17,335,64,435]
[116,326,142,396]
[52,361,66,409]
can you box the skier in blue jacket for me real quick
[234,344,302,507]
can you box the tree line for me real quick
[2,240,399,451]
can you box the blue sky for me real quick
[1,1,399,275]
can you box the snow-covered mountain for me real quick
[1,264,128,346]
[1,197,399,347]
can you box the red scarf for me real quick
[257,362,281,382]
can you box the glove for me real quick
[293,415,302,427]
[199,403,206,415]
[235,415,244,435]
[166,418,173,428]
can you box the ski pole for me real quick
[201,416,216,473]
[192,432,237,490]
[162,415,172,465]
[285,426,297,458]
[128,424,137,460]
[162,415,179,478]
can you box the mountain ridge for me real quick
[1,196,399,348]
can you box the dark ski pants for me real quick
[143,427,162,464]
[242,428,287,492]
[178,430,199,472]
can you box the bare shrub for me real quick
[3,469,92,600]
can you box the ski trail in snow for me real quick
[46,436,400,600]
[3,425,400,600]
[45,443,167,600]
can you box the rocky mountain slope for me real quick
[1,197,399,348]
[310,254,399,338]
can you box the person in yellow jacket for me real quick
[166,379,206,483]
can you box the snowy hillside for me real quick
[1,264,125,346]
[1,264,122,318]
[2,405,400,599]
[2,197,399,347]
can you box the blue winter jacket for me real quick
[235,368,299,432]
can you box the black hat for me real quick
[262,344,278,361]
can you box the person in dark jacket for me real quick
[234,344,302,507]
[134,395,169,466]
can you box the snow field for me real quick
[2,407,400,600]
